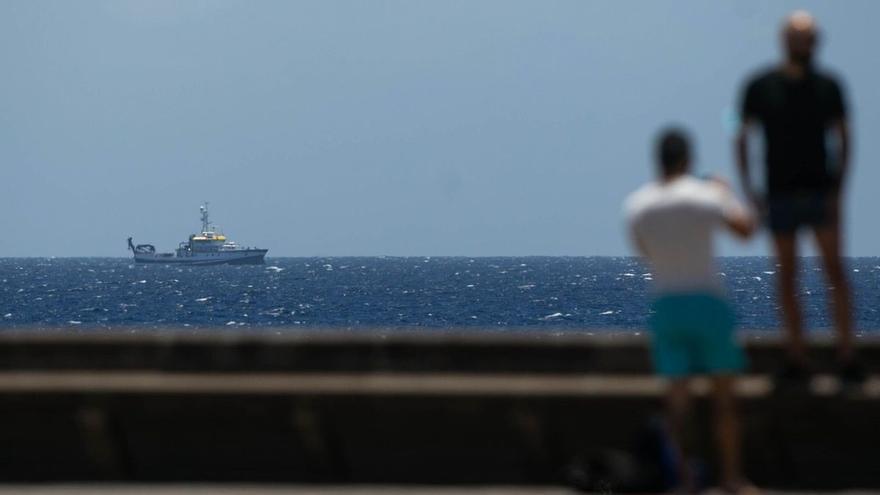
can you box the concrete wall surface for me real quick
[0,332,877,491]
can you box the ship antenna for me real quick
[200,202,211,233]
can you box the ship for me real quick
[128,203,268,265]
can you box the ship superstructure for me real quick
[128,203,268,265]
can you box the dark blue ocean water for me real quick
[1,257,878,332]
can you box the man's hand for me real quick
[709,174,762,217]
[706,175,731,189]
[725,209,757,240]
[746,190,766,219]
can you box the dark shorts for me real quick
[766,192,834,234]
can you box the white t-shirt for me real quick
[623,175,749,295]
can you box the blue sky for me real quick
[1,0,877,256]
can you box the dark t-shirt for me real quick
[741,68,847,196]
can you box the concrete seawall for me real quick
[0,331,878,490]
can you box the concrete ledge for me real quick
[1,371,878,397]
[0,372,774,396]
[0,486,874,495]
[0,330,878,490]
[0,330,877,374]
[0,487,574,495]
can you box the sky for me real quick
[1,0,877,257]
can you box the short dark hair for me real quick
[656,128,691,175]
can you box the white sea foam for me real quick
[600,310,615,315]
[195,297,211,302]
[542,312,563,320]
[266,266,284,272]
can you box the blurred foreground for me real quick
[0,331,878,491]
[0,486,878,494]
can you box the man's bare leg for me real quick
[712,375,742,490]
[812,222,854,362]
[666,379,693,490]
[772,233,807,364]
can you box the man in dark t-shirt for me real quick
[736,11,862,384]
[742,68,846,198]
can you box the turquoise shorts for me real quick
[649,293,746,377]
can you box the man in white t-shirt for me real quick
[624,129,755,493]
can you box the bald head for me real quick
[782,10,819,66]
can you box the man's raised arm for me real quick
[735,119,757,207]
[831,117,850,193]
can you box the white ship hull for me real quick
[133,249,268,265]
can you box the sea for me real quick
[1,257,878,333]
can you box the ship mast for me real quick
[200,202,211,233]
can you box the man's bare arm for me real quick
[630,229,649,258]
[708,176,757,240]
[831,118,850,192]
[735,119,756,203]
[724,210,756,239]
